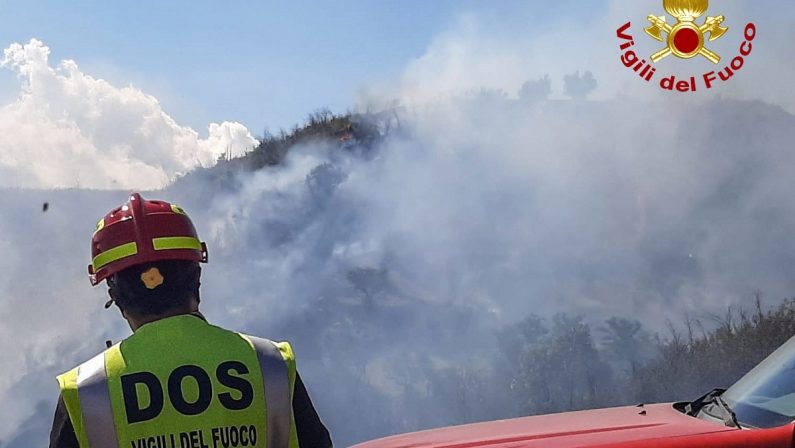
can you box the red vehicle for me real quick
[355,335,795,448]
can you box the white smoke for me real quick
[159,95,795,446]
[363,0,795,113]
[0,39,256,189]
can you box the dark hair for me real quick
[107,260,201,317]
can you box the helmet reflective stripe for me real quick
[246,336,292,448]
[91,237,202,273]
[152,236,203,251]
[92,242,138,271]
[77,351,118,447]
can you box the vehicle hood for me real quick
[353,404,735,448]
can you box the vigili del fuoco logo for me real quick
[616,0,756,92]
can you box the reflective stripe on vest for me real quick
[70,335,291,448]
[246,336,291,448]
[77,351,118,447]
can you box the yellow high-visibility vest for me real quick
[57,315,299,448]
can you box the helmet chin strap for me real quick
[105,278,119,309]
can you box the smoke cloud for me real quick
[1,2,795,447]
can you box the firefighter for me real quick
[49,193,331,448]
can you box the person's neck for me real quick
[128,308,197,332]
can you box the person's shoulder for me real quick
[198,316,295,359]
[56,365,80,392]
[56,347,109,390]
[233,332,297,363]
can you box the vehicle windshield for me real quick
[710,335,795,428]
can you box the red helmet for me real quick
[88,193,208,286]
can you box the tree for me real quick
[519,75,551,103]
[564,70,597,100]
[508,313,613,415]
[600,317,652,374]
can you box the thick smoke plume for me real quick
[1,2,795,447]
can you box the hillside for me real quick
[174,98,795,440]
[155,96,795,445]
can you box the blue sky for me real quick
[0,0,782,146]
[0,0,601,135]
[0,1,459,134]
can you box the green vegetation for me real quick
[633,296,795,404]
[498,296,795,417]
[326,295,795,438]
[221,109,383,171]
[177,109,388,193]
